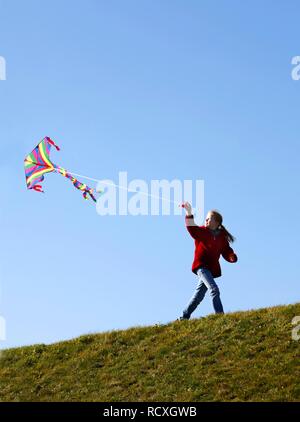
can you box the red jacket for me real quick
[185,215,238,278]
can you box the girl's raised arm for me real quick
[183,202,204,240]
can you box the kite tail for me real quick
[56,166,97,202]
[33,184,44,193]
[83,190,97,202]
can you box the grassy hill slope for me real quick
[0,303,299,402]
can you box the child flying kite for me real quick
[180,202,238,319]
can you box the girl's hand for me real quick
[182,201,192,216]
[228,253,238,263]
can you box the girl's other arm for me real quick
[222,241,238,263]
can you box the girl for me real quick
[180,202,238,319]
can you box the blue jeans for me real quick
[182,267,224,318]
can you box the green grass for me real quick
[0,303,299,402]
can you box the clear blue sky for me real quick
[1,0,299,349]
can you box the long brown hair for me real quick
[210,210,235,243]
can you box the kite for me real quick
[24,137,97,202]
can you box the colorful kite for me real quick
[24,137,97,202]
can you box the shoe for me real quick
[177,316,189,321]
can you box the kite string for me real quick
[67,171,183,206]
[25,161,184,207]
